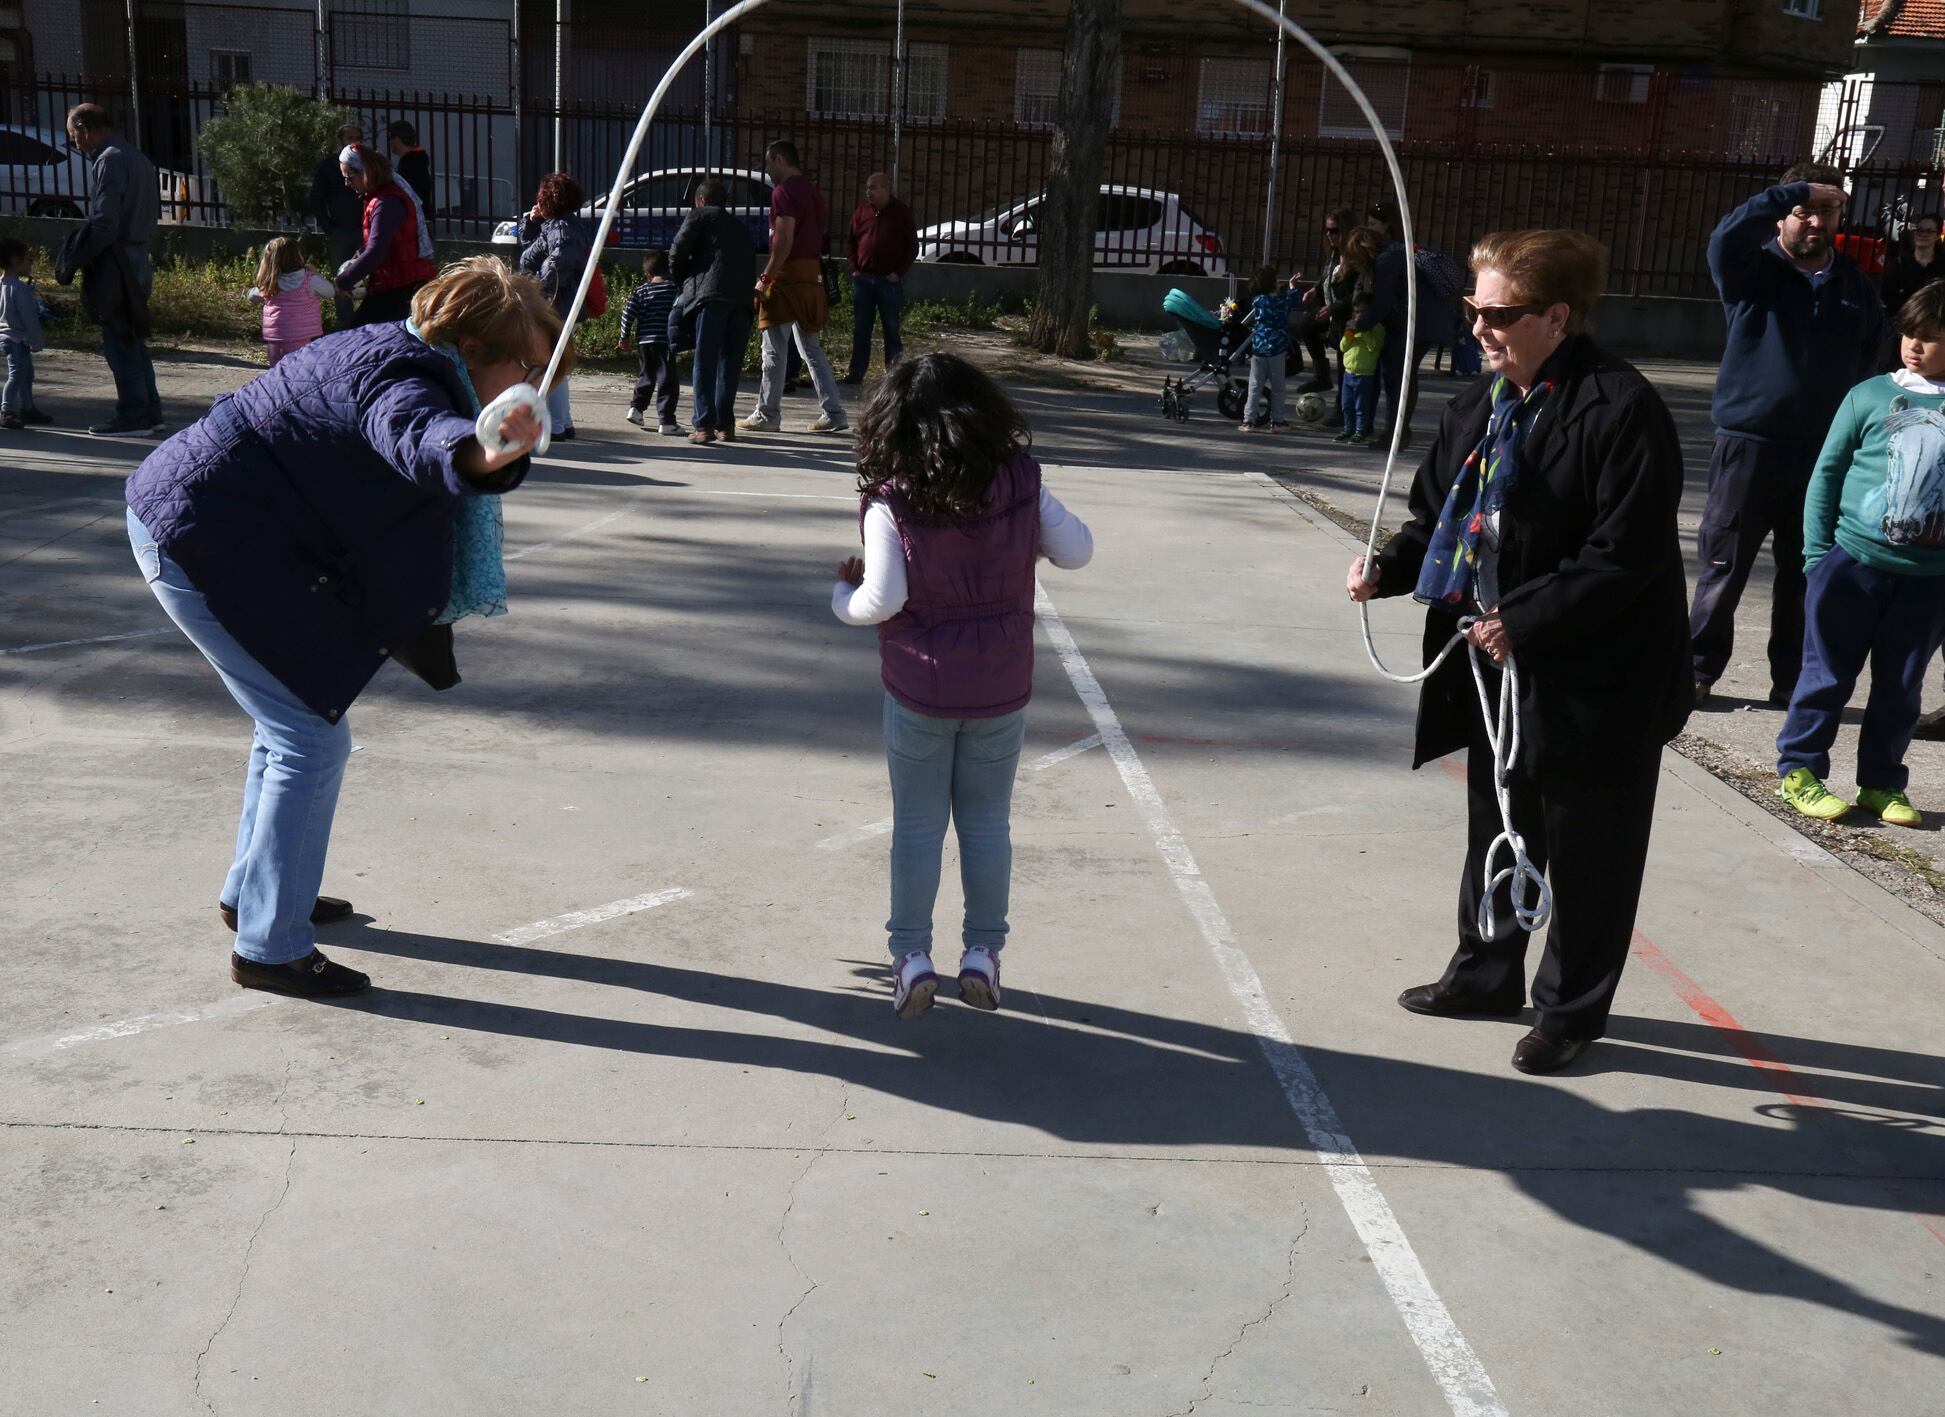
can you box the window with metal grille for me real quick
[1782,0,1821,17]
[211,49,251,90]
[1196,57,1271,137]
[332,2,411,75]
[1014,47,1120,129]
[1596,64,1653,105]
[1460,68,1497,111]
[1319,53,1409,140]
[805,38,946,121]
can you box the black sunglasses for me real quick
[1323,225,1342,236]
[1463,298,1549,331]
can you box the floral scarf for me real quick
[406,318,509,625]
[1414,374,1555,610]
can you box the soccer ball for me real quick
[1294,391,1328,424]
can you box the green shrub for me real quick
[195,84,357,228]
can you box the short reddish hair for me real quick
[534,172,585,219]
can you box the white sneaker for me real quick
[739,411,775,431]
[659,422,684,436]
[624,407,644,427]
[957,947,1002,1012]
[891,951,940,1019]
[808,412,849,434]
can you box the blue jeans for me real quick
[128,509,353,964]
[1341,371,1378,436]
[883,694,1026,958]
[848,273,904,379]
[545,376,573,433]
[1776,545,1945,791]
[102,248,160,424]
[691,300,751,432]
[1,337,33,415]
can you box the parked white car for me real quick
[0,124,90,218]
[917,186,1230,277]
[492,167,774,252]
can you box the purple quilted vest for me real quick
[874,455,1043,718]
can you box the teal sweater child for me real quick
[1804,372,1945,577]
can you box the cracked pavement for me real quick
[1,350,1941,1414]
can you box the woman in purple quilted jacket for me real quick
[124,258,566,999]
[831,354,1095,1020]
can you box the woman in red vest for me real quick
[333,143,436,327]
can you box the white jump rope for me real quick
[478,0,1550,938]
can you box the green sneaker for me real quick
[1856,787,1923,827]
[1778,768,1851,821]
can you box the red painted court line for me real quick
[1626,933,1820,1108]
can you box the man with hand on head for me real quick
[1690,163,1883,708]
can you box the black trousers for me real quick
[632,343,679,424]
[1296,309,1333,387]
[1689,433,1819,693]
[1442,716,1662,1041]
[349,281,424,328]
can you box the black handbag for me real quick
[821,256,843,306]
[389,622,460,691]
[668,290,699,354]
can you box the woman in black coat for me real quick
[1347,229,1692,1074]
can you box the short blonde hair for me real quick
[410,257,574,375]
[1469,229,1609,335]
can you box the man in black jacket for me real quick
[387,121,435,214]
[1690,164,1883,705]
[310,122,365,327]
[670,178,757,445]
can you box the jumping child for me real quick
[1776,281,1945,826]
[1337,294,1384,445]
[617,249,682,435]
[0,237,49,430]
[831,353,1094,1018]
[1242,264,1294,433]
[246,237,336,366]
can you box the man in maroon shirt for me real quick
[841,171,919,384]
[741,139,847,433]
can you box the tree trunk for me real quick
[1025,0,1121,359]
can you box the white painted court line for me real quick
[5,993,282,1057]
[1033,580,1507,1417]
[686,489,855,502]
[813,735,1106,851]
[495,887,694,946]
[1,626,173,656]
[504,506,634,562]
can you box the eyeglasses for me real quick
[1462,298,1550,330]
[520,360,548,388]
[1323,226,1341,237]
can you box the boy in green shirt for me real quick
[1777,281,1945,825]
[1335,296,1384,445]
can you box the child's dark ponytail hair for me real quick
[856,353,1031,525]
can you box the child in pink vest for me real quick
[247,237,335,366]
[832,353,1094,1018]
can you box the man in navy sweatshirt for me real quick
[1691,163,1884,705]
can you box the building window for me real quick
[332,1,411,74]
[1782,0,1821,16]
[1460,67,1497,110]
[1196,57,1271,137]
[211,49,251,90]
[806,37,946,120]
[1319,50,1409,140]
[1014,47,1119,129]
[1596,63,1654,105]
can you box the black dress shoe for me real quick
[219,896,355,932]
[1397,981,1525,1018]
[1511,1028,1589,1074]
[231,950,369,998]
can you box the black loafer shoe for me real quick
[1511,1028,1588,1074]
[231,949,370,997]
[219,896,355,932]
[1398,981,1525,1018]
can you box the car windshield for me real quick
[1176,202,1210,230]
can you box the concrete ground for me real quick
[2,346,1942,1416]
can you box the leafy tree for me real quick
[195,84,357,227]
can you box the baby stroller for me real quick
[1157,287,1303,424]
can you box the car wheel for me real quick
[1158,260,1202,278]
[935,253,983,265]
[28,198,82,220]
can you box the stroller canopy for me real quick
[1163,287,1222,330]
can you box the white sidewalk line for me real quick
[686,489,856,502]
[504,506,634,563]
[495,887,695,946]
[1033,578,1507,1417]
[5,993,282,1057]
[1,627,173,656]
[813,736,1106,851]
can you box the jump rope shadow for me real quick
[320,918,1945,1358]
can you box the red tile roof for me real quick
[1860,0,1945,40]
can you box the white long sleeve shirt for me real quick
[831,485,1094,626]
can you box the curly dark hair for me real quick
[534,171,585,218]
[855,353,1032,525]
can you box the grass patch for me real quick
[1850,834,1945,892]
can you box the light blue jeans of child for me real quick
[1246,352,1288,426]
[1,336,33,415]
[128,509,353,965]
[883,694,1026,959]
